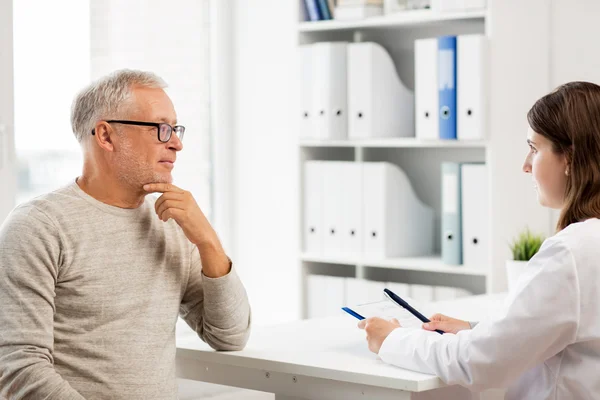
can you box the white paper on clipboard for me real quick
[344,298,426,329]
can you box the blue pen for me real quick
[383,288,444,335]
[341,307,365,320]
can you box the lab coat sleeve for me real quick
[378,238,580,392]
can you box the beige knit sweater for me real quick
[0,181,251,399]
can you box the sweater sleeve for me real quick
[0,205,86,399]
[179,246,251,351]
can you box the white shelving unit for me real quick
[297,1,553,318]
[301,253,487,277]
[298,9,486,32]
[300,138,488,148]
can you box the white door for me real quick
[0,0,16,223]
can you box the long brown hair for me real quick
[527,81,600,231]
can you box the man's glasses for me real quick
[91,120,185,143]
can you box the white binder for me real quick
[322,162,345,256]
[457,34,488,140]
[311,42,348,140]
[339,162,363,258]
[299,45,314,139]
[410,284,435,303]
[385,282,411,298]
[415,38,439,140]
[303,161,324,254]
[307,275,346,318]
[347,42,414,139]
[461,163,489,268]
[441,162,462,265]
[433,286,471,301]
[362,162,434,258]
[345,278,385,306]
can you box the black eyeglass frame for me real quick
[91,120,185,143]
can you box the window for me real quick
[13,0,89,204]
[90,0,213,217]
[13,0,213,219]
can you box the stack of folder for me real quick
[299,41,414,140]
[300,43,348,141]
[415,34,488,141]
[303,161,434,259]
[441,162,489,267]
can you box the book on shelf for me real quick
[304,0,334,21]
[317,0,332,19]
[328,0,336,16]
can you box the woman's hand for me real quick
[422,313,471,334]
[358,317,401,354]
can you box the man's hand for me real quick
[422,313,471,334]
[358,317,401,354]
[143,183,230,278]
[144,183,214,246]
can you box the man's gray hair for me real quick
[70,69,167,143]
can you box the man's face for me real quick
[112,86,183,188]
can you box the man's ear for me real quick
[92,121,115,152]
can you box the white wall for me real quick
[551,0,600,86]
[487,0,553,291]
[548,0,600,229]
[90,0,213,217]
[0,0,16,223]
[12,0,88,204]
[231,0,301,325]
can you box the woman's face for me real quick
[522,127,568,209]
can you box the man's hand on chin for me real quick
[143,183,230,278]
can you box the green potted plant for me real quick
[506,229,545,292]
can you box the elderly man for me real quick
[0,70,251,399]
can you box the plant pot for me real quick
[505,260,528,293]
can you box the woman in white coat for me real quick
[359,81,600,399]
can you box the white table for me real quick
[176,293,507,400]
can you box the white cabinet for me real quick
[297,2,553,318]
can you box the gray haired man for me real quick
[0,70,251,399]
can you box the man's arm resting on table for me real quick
[179,242,251,351]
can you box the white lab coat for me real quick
[379,218,600,399]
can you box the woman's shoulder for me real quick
[554,218,600,241]
[545,218,600,259]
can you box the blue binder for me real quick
[304,0,322,21]
[438,36,457,140]
[317,0,332,20]
[441,162,462,265]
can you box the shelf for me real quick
[301,253,488,276]
[298,9,486,33]
[299,138,488,148]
